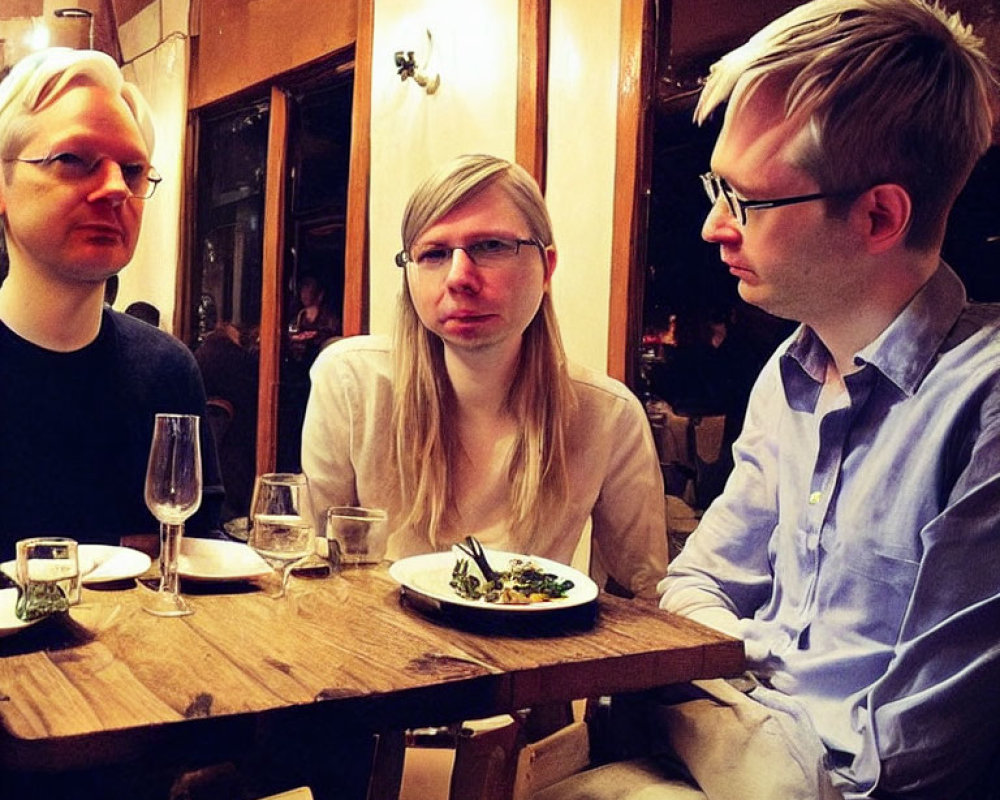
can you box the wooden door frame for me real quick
[256,86,291,475]
[342,0,374,338]
[255,3,374,472]
[608,0,656,385]
[516,0,549,188]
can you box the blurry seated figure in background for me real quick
[288,274,340,363]
[302,154,667,598]
[0,48,222,559]
[539,1,1000,799]
[195,322,259,521]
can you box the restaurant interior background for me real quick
[1,0,998,526]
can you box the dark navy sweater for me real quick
[0,309,223,559]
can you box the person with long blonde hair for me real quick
[302,154,667,597]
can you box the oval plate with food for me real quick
[389,548,599,633]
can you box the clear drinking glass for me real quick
[248,473,316,598]
[325,506,388,567]
[15,537,81,621]
[143,413,202,617]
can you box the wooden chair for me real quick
[257,789,314,800]
[397,706,592,800]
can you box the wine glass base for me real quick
[142,590,194,617]
[291,552,332,577]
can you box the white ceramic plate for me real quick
[0,587,40,638]
[1,544,151,587]
[178,537,272,582]
[79,544,152,584]
[389,548,598,614]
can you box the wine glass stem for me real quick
[277,563,294,598]
[159,522,184,596]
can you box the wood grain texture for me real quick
[0,563,743,772]
[515,0,549,190]
[607,0,655,385]
[342,0,374,338]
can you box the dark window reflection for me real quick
[277,78,353,473]
[642,104,794,511]
[943,145,1000,303]
[190,101,269,522]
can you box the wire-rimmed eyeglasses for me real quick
[4,152,163,200]
[395,237,544,269]
[700,171,855,226]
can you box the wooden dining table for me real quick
[0,542,744,799]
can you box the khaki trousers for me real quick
[533,678,844,800]
[650,678,844,800]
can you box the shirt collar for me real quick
[782,261,967,398]
[852,261,966,395]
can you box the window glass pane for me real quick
[190,100,269,523]
[277,78,352,473]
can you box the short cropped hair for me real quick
[0,47,155,163]
[392,154,575,551]
[696,0,998,250]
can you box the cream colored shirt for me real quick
[302,335,668,597]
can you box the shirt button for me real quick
[808,491,822,505]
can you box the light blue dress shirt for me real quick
[660,263,1000,799]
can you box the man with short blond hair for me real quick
[538,1,1000,798]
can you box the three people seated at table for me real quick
[302,153,668,598]
[0,48,222,560]
[538,1,1000,798]
[4,4,999,798]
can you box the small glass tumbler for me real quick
[15,537,82,621]
[325,507,388,567]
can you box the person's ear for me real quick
[854,183,911,254]
[543,245,557,286]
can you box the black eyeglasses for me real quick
[700,171,853,226]
[395,237,544,270]
[5,152,163,199]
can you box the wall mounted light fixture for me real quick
[54,7,95,50]
[394,29,440,95]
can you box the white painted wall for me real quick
[116,0,190,333]
[545,0,621,373]
[369,0,520,336]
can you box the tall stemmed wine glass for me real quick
[248,473,316,599]
[143,413,202,617]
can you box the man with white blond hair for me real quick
[536,1,999,799]
[0,48,222,560]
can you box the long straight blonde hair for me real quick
[391,155,577,550]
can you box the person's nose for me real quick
[701,198,741,245]
[443,247,483,293]
[87,159,132,205]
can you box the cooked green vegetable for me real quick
[450,556,574,604]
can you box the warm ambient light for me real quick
[24,20,51,52]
